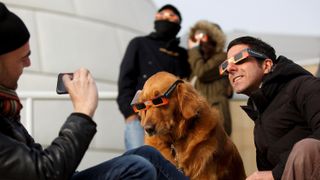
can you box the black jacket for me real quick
[0,113,96,180]
[241,56,320,180]
[117,33,191,118]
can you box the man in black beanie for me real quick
[0,2,189,180]
[0,2,31,90]
[117,4,191,151]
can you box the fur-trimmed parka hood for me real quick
[189,20,226,53]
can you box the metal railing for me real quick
[17,91,118,135]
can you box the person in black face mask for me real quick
[152,5,181,40]
[117,4,191,151]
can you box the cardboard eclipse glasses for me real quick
[130,80,183,112]
[219,48,268,75]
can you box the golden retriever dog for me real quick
[133,72,246,180]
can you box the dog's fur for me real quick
[138,72,246,180]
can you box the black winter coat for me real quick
[0,113,96,180]
[241,56,320,180]
[117,34,191,118]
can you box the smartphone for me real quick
[56,73,73,94]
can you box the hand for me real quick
[63,68,98,118]
[246,171,274,180]
[188,38,200,49]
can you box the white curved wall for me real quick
[4,0,156,91]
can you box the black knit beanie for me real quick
[0,2,30,56]
[158,4,182,24]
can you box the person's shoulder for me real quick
[286,75,319,94]
[125,36,147,49]
[296,75,319,86]
[128,35,151,45]
[283,75,320,104]
[131,35,150,41]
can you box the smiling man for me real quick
[221,36,320,180]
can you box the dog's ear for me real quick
[176,82,200,119]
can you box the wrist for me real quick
[74,108,95,118]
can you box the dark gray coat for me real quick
[242,56,320,180]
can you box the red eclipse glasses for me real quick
[219,48,268,75]
[131,80,183,113]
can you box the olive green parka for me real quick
[188,20,233,135]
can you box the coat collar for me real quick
[241,56,312,121]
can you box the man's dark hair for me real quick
[227,36,277,63]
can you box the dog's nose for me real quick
[144,124,156,136]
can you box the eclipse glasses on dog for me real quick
[131,80,184,113]
[219,48,268,75]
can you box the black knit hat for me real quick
[0,2,30,56]
[158,4,182,24]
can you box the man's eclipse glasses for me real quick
[219,48,268,75]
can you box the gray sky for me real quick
[153,0,320,37]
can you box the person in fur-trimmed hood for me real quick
[188,20,233,135]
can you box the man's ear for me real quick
[263,59,273,74]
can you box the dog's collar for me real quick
[170,143,184,174]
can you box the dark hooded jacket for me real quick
[117,33,191,118]
[0,113,96,180]
[188,20,233,135]
[241,56,320,180]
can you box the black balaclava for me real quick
[152,4,182,40]
[154,20,181,40]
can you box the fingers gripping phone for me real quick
[56,73,73,94]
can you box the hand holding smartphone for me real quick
[55,68,98,117]
[56,73,73,94]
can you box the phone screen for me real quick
[56,73,73,94]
